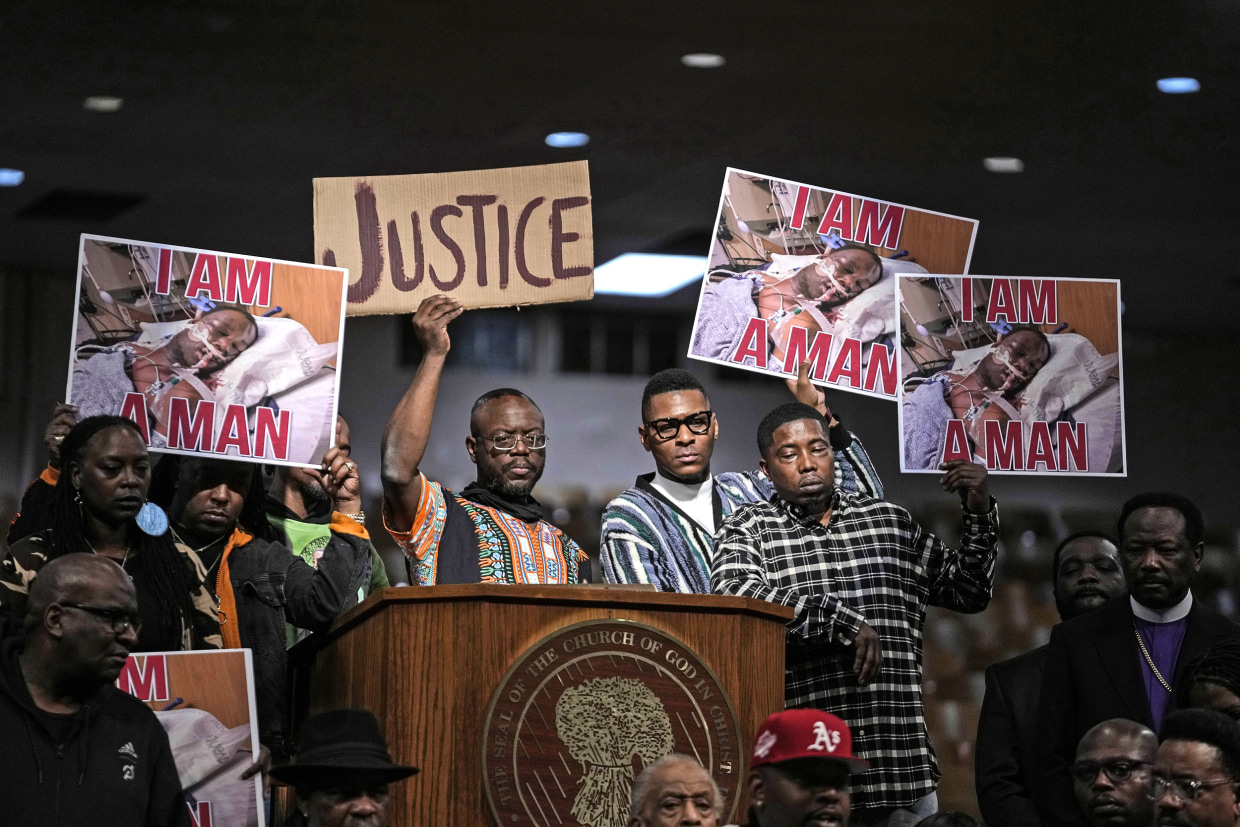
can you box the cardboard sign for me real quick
[687,168,978,399]
[117,649,264,827]
[897,275,1126,475]
[67,234,348,468]
[314,161,594,315]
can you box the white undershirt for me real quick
[649,470,716,537]
[1131,591,1193,624]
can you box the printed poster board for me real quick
[67,234,348,468]
[687,168,978,399]
[314,161,594,315]
[117,649,264,827]
[897,275,1126,475]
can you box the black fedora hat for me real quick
[270,709,418,786]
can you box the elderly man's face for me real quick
[751,759,850,827]
[1055,536,1126,621]
[1154,739,1240,827]
[631,760,719,827]
[1072,729,1156,827]
[305,782,390,827]
[1120,507,1202,611]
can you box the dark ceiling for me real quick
[2,0,1237,331]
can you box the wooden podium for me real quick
[288,584,793,827]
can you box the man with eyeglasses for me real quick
[1153,709,1240,827]
[1038,494,1240,827]
[0,553,189,826]
[601,366,881,593]
[1070,718,1158,827]
[382,295,588,585]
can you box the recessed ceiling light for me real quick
[84,96,124,112]
[594,253,705,297]
[0,169,25,186]
[545,132,590,148]
[1157,77,1200,94]
[983,157,1025,173]
[681,53,726,69]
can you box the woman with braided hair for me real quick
[1184,638,1240,722]
[0,415,194,651]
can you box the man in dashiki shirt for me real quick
[380,295,587,585]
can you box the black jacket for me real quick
[1037,596,1240,827]
[227,529,370,757]
[0,637,189,827]
[975,645,1046,827]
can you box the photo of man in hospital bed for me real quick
[67,237,347,466]
[687,169,977,398]
[897,275,1125,475]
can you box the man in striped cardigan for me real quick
[599,366,882,593]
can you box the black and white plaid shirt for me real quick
[711,488,998,812]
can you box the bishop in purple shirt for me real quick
[1035,492,1240,827]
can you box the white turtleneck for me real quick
[649,470,716,538]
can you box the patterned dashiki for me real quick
[600,424,884,593]
[711,487,999,814]
[386,472,587,586]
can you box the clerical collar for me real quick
[1132,591,1193,624]
[652,469,713,498]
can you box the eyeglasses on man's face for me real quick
[644,411,714,441]
[1150,775,1235,802]
[59,602,142,634]
[477,432,549,451]
[1070,759,1152,785]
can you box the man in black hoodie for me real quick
[0,553,188,826]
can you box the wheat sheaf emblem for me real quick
[555,677,674,827]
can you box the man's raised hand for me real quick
[939,460,991,514]
[412,294,464,356]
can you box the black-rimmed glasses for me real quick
[644,411,713,441]
[1070,760,1152,785]
[59,603,142,634]
[477,433,549,451]
[1151,775,1235,801]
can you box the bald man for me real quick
[629,754,722,827]
[1072,719,1157,827]
[0,554,188,826]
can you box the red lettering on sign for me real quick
[731,318,768,368]
[119,393,151,444]
[863,341,897,396]
[825,337,862,388]
[186,254,224,302]
[225,258,272,307]
[941,420,972,463]
[790,186,811,230]
[854,201,904,248]
[155,248,173,295]
[116,655,169,701]
[254,407,293,461]
[781,327,834,380]
[167,398,216,452]
[214,404,252,457]
[816,193,854,239]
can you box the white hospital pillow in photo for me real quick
[156,707,258,827]
[767,253,819,276]
[212,316,338,410]
[1013,332,1118,422]
[950,333,1119,423]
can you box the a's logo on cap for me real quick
[753,729,778,759]
[807,721,841,753]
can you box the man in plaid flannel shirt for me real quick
[712,402,998,826]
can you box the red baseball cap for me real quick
[749,709,869,772]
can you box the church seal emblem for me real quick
[482,619,743,827]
